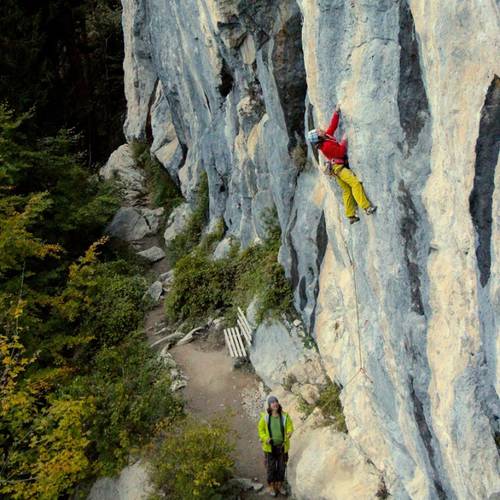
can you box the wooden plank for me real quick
[233,327,247,357]
[223,329,233,357]
[230,328,244,357]
[237,307,253,336]
[237,318,252,346]
[223,329,236,357]
[227,328,241,358]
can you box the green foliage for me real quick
[66,333,183,476]
[55,240,148,351]
[0,107,182,498]
[0,103,120,263]
[165,207,295,326]
[0,0,125,163]
[298,380,347,432]
[199,218,225,254]
[131,141,183,214]
[167,172,210,264]
[316,381,347,432]
[148,418,234,499]
[165,249,234,325]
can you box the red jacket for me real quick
[318,111,347,163]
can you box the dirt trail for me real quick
[136,192,270,496]
[171,343,266,483]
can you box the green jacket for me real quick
[258,411,294,453]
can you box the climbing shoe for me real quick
[365,206,377,215]
[348,216,360,224]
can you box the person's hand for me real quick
[335,103,341,113]
[266,439,272,444]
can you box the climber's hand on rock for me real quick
[335,103,341,113]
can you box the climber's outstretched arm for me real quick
[325,107,340,136]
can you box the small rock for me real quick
[171,379,187,391]
[145,281,163,302]
[138,246,165,262]
[299,383,321,405]
[158,348,177,368]
[228,477,264,492]
[160,270,175,283]
[293,319,302,327]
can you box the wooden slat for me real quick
[237,307,254,343]
[233,327,247,357]
[227,328,241,358]
[230,328,244,357]
[237,318,252,346]
[237,307,253,334]
[223,329,233,357]
[223,329,236,357]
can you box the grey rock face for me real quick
[137,246,165,262]
[87,461,151,500]
[100,144,146,204]
[145,280,163,302]
[163,202,193,245]
[120,0,500,498]
[106,206,164,241]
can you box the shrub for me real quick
[165,209,295,327]
[131,141,183,214]
[66,333,183,476]
[165,249,234,325]
[167,172,209,264]
[148,417,234,499]
[316,381,347,432]
[54,243,149,352]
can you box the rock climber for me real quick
[258,395,294,497]
[307,104,377,224]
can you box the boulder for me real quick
[213,237,232,260]
[145,281,163,302]
[137,246,165,262]
[87,460,152,500]
[100,144,146,204]
[106,207,164,241]
[163,202,193,245]
[249,317,325,388]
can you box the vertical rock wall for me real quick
[118,0,499,498]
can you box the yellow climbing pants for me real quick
[333,166,371,218]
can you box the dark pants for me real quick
[265,445,287,483]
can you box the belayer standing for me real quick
[308,104,377,224]
[258,396,294,497]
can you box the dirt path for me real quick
[171,342,266,484]
[135,194,270,496]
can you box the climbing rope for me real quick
[332,183,372,388]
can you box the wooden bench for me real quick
[223,307,254,358]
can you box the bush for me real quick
[66,333,183,476]
[298,380,347,432]
[316,381,347,432]
[167,172,210,264]
[148,417,234,499]
[165,209,295,327]
[165,249,234,325]
[131,141,183,214]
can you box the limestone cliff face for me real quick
[119,0,499,498]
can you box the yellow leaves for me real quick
[0,395,93,499]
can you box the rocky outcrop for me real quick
[117,0,500,498]
[106,206,164,241]
[100,144,146,204]
[87,461,151,500]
